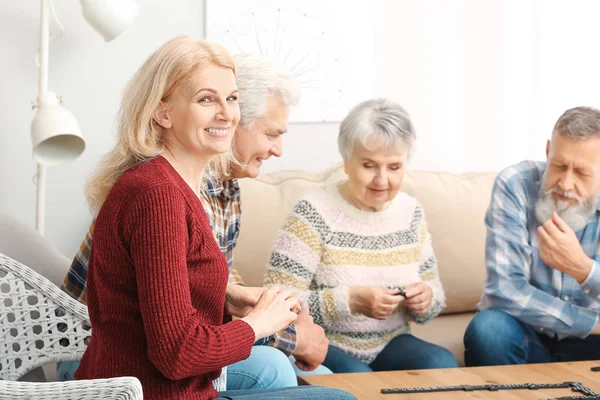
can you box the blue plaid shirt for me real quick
[479,160,600,340]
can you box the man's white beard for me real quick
[535,175,599,232]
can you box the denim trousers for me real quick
[464,309,600,366]
[59,346,328,390]
[322,333,459,373]
[217,386,355,399]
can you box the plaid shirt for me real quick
[479,160,600,340]
[202,175,245,285]
[201,174,297,353]
[62,172,297,355]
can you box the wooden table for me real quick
[299,361,600,399]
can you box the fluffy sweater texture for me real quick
[264,183,446,364]
[75,156,255,400]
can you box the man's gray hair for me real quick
[338,98,416,160]
[553,106,600,140]
[234,54,300,127]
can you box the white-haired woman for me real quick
[265,99,458,373]
[76,36,354,400]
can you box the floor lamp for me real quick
[31,0,137,236]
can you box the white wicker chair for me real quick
[0,252,143,399]
[0,377,143,400]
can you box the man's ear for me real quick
[546,139,551,159]
[153,101,172,129]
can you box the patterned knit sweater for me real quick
[264,183,446,364]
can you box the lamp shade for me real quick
[80,0,138,42]
[30,92,85,166]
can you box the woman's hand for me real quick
[241,287,300,340]
[225,285,265,318]
[349,286,404,320]
[403,282,433,314]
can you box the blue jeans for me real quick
[289,356,333,376]
[58,346,297,390]
[322,334,458,373]
[464,309,600,366]
[227,346,298,389]
[57,361,79,381]
[217,386,356,399]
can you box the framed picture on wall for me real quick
[204,0,376,123]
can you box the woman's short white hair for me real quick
[338,98,416,160]
[234,54,300,127]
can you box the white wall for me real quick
[2,0,600,259]
[373,0,600,172]
[0,0,344,259]
[0,0,210,258]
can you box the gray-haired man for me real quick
[465,107,600,366]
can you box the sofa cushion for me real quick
[236,165,496,315]
[0,212,70,288]
[400,170,496,314]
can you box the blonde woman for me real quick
[76,36,354,400]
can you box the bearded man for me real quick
[464,106,600,366]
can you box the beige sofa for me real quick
[234,165,498,366]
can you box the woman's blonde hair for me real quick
[85,36,236,214]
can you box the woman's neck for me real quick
[160,147,208,197]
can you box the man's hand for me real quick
[292,305,329,371]
[403,282,433,314]
[225,285,265,318]
[538,212,593,283]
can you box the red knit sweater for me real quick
[75,156,255,400]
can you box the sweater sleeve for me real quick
[405,205,447,323]
[125,185,254,381]
[264,197,353,326]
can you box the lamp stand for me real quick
[35,164,46,236]
[31,0,134,235]
[34,0,50,236]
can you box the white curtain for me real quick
[375,0,600,173]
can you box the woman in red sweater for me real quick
[76,36,354,400]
